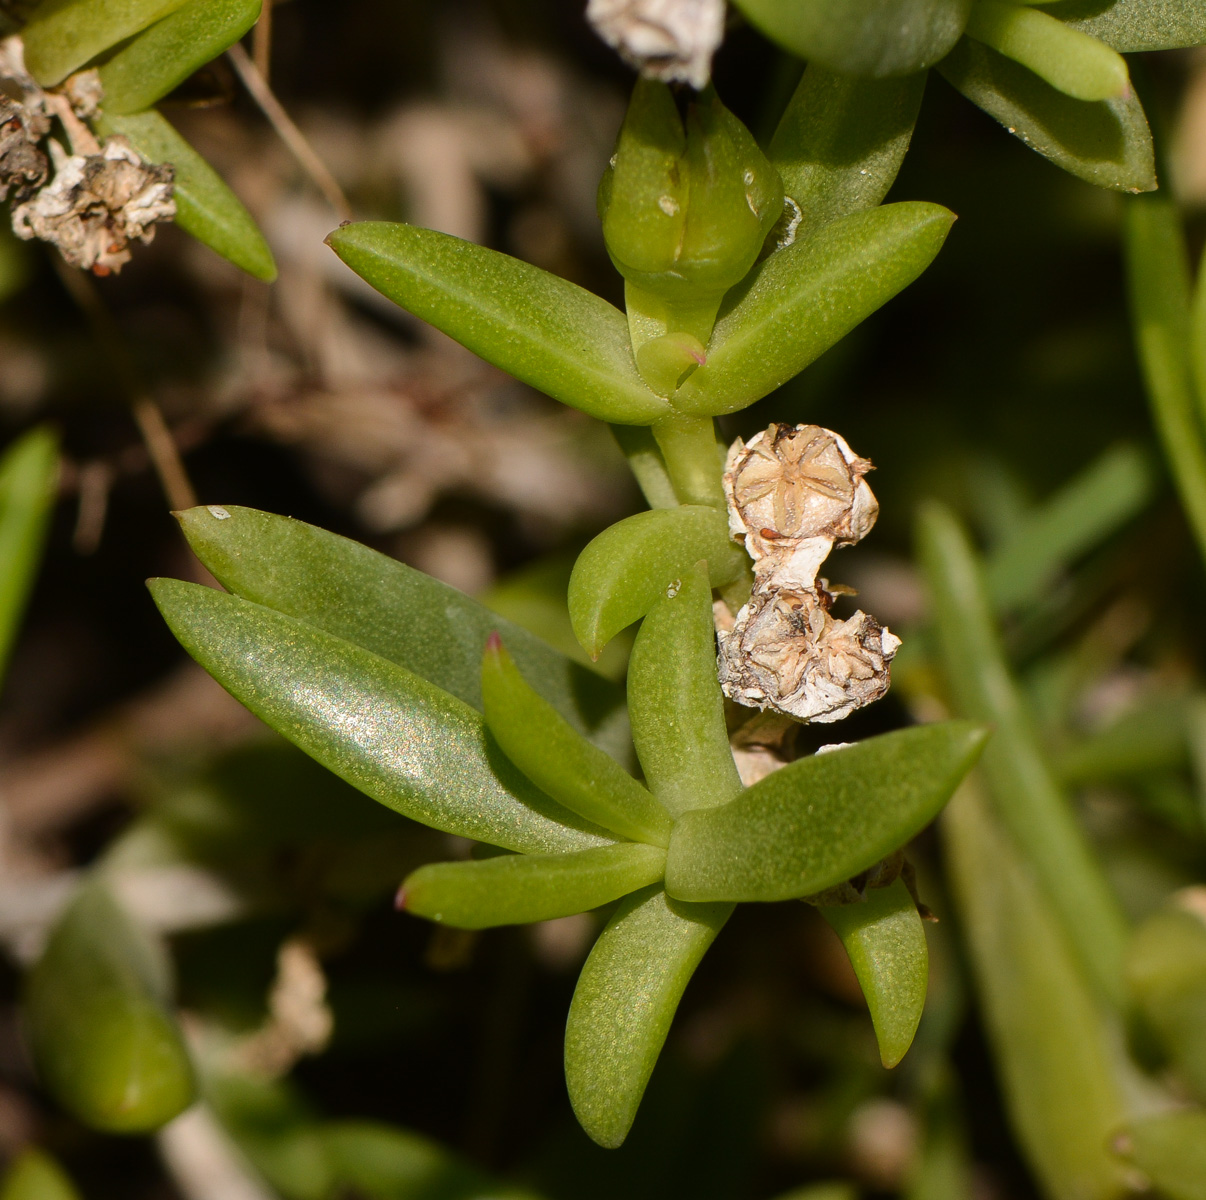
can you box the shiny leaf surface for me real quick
[24,881,195,1133]
[568,505,745,658]
[627,564,742,818]
[564,886,732,1148]
[96,110,277,281]
[97,0,262,114]
[327,223,668,424]
[818,878,928,1068]
[175,505,628,759]
[400,843,667,929]
[673,203,955,416]
[664,723,988,903]
[937,37,1155,193]
[149,579,613,854]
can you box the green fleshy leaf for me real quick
[664,723,988,903]
[769,64,926,230]
[174,505,629,761]
[568,505,745,658]
[95,110,277,281]
[97,0,261,115]
[941,782,1129,1200]
[0,427,57,685]
[937,37,1156,193]
[22,0,189,85]
[917,502,1130,1006]
[818,878,928,1068]
[400,843,667,929]
[964,3,1129,102]
[326,222,669,425]
[984,443,1153,613]
[0,1150,82,1200]
[672,203,955,417]
[1124,198,1206,563]
[149,579,614,854]
[482,639,672,846]
[323,1120,543,1200]
[24,880,195,1133]
[1053,695,1191,785]
[627,564,742,818]
[731,0,970,76]
[1114,1111,1206,1200]
[564,885,732,1148]
[1048,0,1206,52]
[1125,907,1206,1100]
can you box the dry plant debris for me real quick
[585,0,724,90]
[0,37,176,274]
[718,423,900,723]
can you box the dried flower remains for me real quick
[585,0,725,90]
[718,424,900,723]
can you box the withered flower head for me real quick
[724,423,878,587]
[717,584,900,724]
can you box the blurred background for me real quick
[1,2,1205,1196]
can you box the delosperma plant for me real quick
[146,69,994,1143]
[8,0,1206,1194]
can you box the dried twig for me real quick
[227,42,351,222]
[252,0,273,84]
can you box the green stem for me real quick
[608,425,679,510]
[1124,197,1206,567]
[652,415,725,508]
[917,501,1129,1008]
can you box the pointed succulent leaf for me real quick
[672,203,955,416]
[664,723,988,903]
[1124,198,1206,561]
[0,427,57,684]
[97,0,262,115]
[326,223,668,425]
[937,38,1156,193]
[568,505,745,658]
[818,879,928,1068]
[984,443,1153,613]
[917,501,1132,1006]
[22,0,189,85]
[0,1149,82,1200]
[482,637,672,846]
[400,843,667,930]
[627,564,742,817]
[964,3,1129,102]
[769,65,926,231]
[731,0,971,77]
[1052,0,1206,52]
[565,885,732,1148]
[942,782,1129,1200]
[174,505,628,759]
[1113,1111,1206,1200]
[24,880,195,1133]
[1125,906,1206,1100]
[96,110,277,281]
[149,579,614,854]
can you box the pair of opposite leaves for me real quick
[16,0,276,279]
[148,504,986,1147]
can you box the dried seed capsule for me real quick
[717,583,900,723]
[723,422,878,586]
